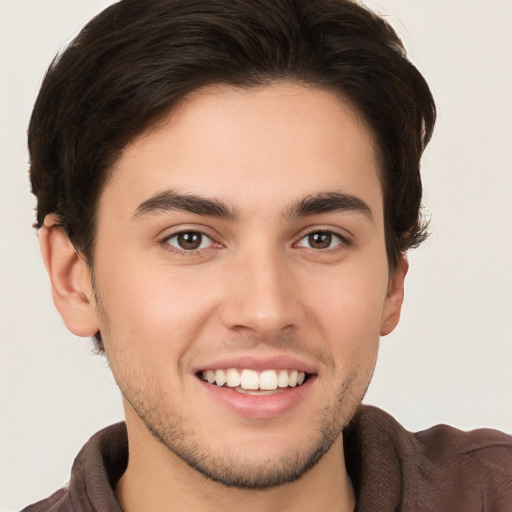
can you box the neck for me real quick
[116,414,355,512]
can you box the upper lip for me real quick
[192,353,318,375]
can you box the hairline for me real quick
[82,80,390,269]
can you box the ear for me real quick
[380,253,409,336]
[39,214,99,337]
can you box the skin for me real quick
[40,82,407,512]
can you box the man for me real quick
[19,0,511,510]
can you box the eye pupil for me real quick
[308,232,332,249]
[178,232,202,250]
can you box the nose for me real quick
[219,249,305,339]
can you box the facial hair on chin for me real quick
[118,367,361,490]
[95,292,364,490]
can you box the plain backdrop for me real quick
[1,0,511,510]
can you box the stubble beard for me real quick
[117,368,362,490]
[94,291,365,490]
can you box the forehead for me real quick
[102,82,382,221]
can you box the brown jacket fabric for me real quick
[21,406,512,512]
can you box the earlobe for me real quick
[39,214,99,337]
[380,254,409,336]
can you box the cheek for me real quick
[95,260,221,360]
[306,263,388,328]
[301,262,387,367]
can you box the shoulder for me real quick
[19,488,72,512]
[415,421,512,497]
[416,420,512,460]
[19,422,127,512]
[353,404,512,471]
[347,405,512,511]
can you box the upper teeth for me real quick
[201,369,306,390]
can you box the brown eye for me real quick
[308,232,332,249]
[166,231,212,251]
[297,231,343,250]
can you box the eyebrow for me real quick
[131,189,373,223]
[284,192,373,221]
[131,190,240,221]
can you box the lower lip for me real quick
[197,376,315,419]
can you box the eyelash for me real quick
[160,228,350,256]
[294,228,350,253]
[160,230,218,256]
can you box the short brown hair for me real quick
[29,0,435,271]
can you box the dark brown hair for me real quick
[29,0,435,272]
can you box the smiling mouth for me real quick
[198,368,309,395]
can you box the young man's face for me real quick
[87,83,405,487]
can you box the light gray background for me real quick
[1,0,511,510]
